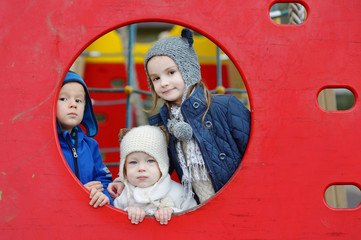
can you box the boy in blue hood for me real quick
[57,70,113,207]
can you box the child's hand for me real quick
[89,188,109,208]
[107,182,125,199]
[127,206,145,224]
[154,207,173,225]
[84,181,104,192]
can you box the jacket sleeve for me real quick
[227,95,251,156]
[113,191,127,210]
[91,140,114,205]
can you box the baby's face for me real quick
[125,152,161,188]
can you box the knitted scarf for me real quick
[168,105,209,198]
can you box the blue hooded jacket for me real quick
[57,71,113,205]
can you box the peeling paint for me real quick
[81,25,86,34]
[32,174,35,178]
[0,191,2,200]
[5,214,16,223]
[1,172,6,175]
[46,13,65,39]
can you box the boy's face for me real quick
[57,82,86,133]
[147,55,185,107]
[125,151,161,188]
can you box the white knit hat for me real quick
[118,125,169,183]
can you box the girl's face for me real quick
[147,56,185,106]
[125,151,161,188]
[57,82,85,133]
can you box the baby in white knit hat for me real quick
[113,125,197,225]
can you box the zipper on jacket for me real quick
[65,130,80,179]
[71,147,78,158]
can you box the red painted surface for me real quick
[1,0,361,239]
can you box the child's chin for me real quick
[136,183,152,188]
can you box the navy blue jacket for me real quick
[149,86,251,193]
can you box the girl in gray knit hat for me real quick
[109,28,251,204]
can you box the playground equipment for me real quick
[79,25,239,178]
[1,0,361,239]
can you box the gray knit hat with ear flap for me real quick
[144,28,201,96]
[144,28,201,141]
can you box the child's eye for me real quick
[128,161,137,165]
[169,70,175,75]
[59,97,67,101]
[147,159,156,164]
[152,77,160,82]
[75,99,83,103]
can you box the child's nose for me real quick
[160,78,169,87]
[69,99,77,108]
[138,162,146,171]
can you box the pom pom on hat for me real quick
[167,118,193,141]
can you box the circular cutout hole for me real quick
[64,22,251,213]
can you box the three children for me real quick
[60,27,250,225]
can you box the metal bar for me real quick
[210,88,248,94]
[133,89,152,96]
[126,24,137,128]
[88,88,125,93]
[89,87,152,96]
[223,88,248,94]
[270,10,288,19]
[105,162,121,167]
[216,47,222,87]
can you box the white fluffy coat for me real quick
[114,174,197,215]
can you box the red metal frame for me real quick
[1,0,360,239]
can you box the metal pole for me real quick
[216,47,222,87]
[126,24,137,128]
